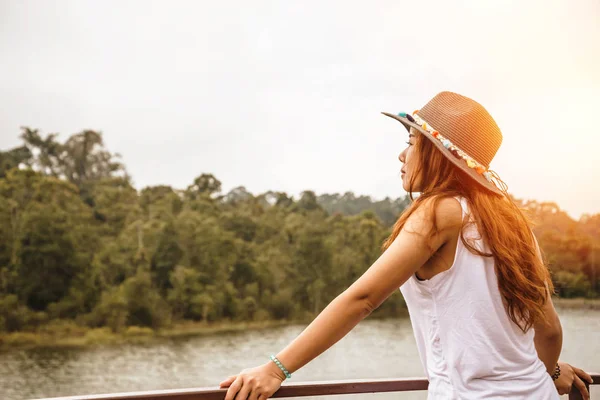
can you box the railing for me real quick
[37,375,599,400]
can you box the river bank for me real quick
[1,297,597,351]
[552,297,600,309]
[0,319,298,351]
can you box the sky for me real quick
[1,0,599,219]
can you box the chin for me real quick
[402,181,421,193]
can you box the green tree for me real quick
[167,266,202,319]
[7,174,95,311]
[0,145,32,178]
[121,271,171,328]
[186,173,222,199]
[87,177,139,236]
[151,222,183,291]
[20,127,126,188]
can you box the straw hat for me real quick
[382,91,506,195]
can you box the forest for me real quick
[0,128,597,336]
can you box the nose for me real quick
[398,148,406,163]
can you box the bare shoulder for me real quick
[408,196,463,233]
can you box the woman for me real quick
[220,92,593,399]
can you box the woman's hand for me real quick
[554,362,593,399]
[219,361,286,400]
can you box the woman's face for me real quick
[398,128,422,192]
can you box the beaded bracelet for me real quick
[551,363,561,381]
[270,355,292,379]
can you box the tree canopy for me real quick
[0,127,597,333]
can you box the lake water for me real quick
[0,309,598,400]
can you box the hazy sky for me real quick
[1,1,599,218]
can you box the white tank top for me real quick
[400,197,559,399]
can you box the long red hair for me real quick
[383,133,553,332]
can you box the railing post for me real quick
[569,381,590,400]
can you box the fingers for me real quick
[572,375,590,400]
[248,388,259,400]
[235,379,252,400]
[220,375,237,388]
[574,366,594,384]
[224,375,243,400]
[257,395,269,400]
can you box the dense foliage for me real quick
[0,128,597,333]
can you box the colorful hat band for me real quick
[398,111,493,183]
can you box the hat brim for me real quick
[381,112,504,196]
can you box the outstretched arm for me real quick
[220,198,462,400]
[272,198,460,376]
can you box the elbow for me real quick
[346,291,378,317]
[535,320,562,343]
[539,328,562,343]
[361,297,377,316]
[548,315,563,340]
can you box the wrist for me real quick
[551,363,561,381]
[264,360,287,381]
